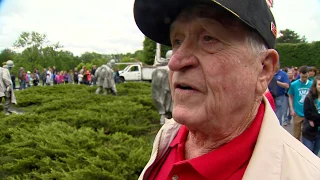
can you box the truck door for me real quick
[127,65,141,80]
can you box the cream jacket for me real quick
[139,96,320,180]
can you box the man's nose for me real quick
[168,45,198,72]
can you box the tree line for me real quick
[0,29,318,76]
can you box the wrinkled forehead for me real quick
[171,4,247,32]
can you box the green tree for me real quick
[142,37,171,65]
[277,29,307,43]
[13,32,67,71]
[80,52,103,63]
[133,50,144,61]
[13,32,49,69]
[0,48,16,66]
[276,41,320,68]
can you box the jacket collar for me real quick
[242,96,284,179]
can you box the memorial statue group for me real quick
[1,51,172,125]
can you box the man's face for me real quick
[168,10,263,130]
[300,73,309,82]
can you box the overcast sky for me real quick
[0,0,319,56]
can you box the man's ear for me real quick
[256,49,279,95]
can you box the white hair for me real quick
[246,31,268,57]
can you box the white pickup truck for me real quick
[118,63,157,83]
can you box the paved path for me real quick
[282,121,294,135]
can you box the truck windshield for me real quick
[123,66,130,71]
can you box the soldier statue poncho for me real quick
[95,63,117,96]
[0,60,17,115]
[151,50,173,124]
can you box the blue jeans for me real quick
[275,95,288,125]
[19,80,26,90]
[302,132,320,156]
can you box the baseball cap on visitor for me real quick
[134,0,277,48]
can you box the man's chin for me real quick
[172,107,201,127]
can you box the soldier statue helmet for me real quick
[165,50,172,60]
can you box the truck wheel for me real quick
[119,77,125,83]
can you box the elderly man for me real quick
[134,0,320,179]
[1,62,16,115]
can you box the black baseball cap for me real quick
[134,0,277,49]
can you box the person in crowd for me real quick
[68,70,73,84]
[134,0,320,179]
[54,71,59,84]
[64,71,69,84]
[308,66,317,81]
[45,72,51,86]
[288,69,295,82]
[114,67,120,84]
[31,73,39,86]
[52,66,58,75]
[19,68,26,90]
[26,71,31,87]
[274,62,290,125]
[34,68,40,78]
[47,67,53,86]
[10,72,15,90]
[73,67,79,84]
[52,66,58,85]
[79,66,86,84]
[18,67,23,84]
[41,68,47,86]
[285,69,295,125]
[302,75,320,156]
[288,66,313,140]
[57,71,64,84]
[91,65,97,85]
[293,66,299,79]
[83,70,91,85]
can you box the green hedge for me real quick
[276,41,320,68]
[0,82,161,179]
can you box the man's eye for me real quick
[203,35,216,42]
[173,39,182,46]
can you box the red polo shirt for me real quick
[149,102,265,180]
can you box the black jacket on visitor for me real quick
[302,93,320,141]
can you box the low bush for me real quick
[0,82,161,179]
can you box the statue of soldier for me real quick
[0,60,17,115]
[95,62,117,96]
[152,50,173,124]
